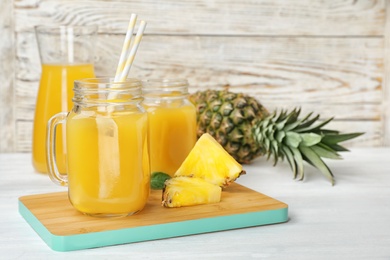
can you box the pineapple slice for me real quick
[162,176,221,208]
[175,133,245,188]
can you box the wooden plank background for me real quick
[0,0,388,153]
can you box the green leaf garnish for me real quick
[150,172,171,190]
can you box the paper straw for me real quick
[114,14,138,82]
[118,20,147,82]
[67,27,74,63]
[106,15,146,105]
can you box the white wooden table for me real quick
[1,148,389,259]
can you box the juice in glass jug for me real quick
[33,25,97,173]
[33,64,95,173]
[142,79,197,176]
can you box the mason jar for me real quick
[142,79,197,177]
[47,78,150,217]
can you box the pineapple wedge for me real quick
[162,176,222,208]
[175,133,245,188]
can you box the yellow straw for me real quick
[118,20,147,82]
[114,13,138,82]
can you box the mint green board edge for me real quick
[19,200,288,252]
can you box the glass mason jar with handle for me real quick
[33,25,97,174]
[47,78,150,218]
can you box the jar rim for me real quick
[75,77,141,89]
[141,78,188,88]
[72,77,143,106]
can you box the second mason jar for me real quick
[142,79,197,177]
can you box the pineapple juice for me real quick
[32,63,95,173]
[142,79,197,177]
[144,102,197,176]
[46,78,149,217]
[66,110,149,216]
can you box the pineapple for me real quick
[161,133,244,208]
[190,90,363,185]
[190,90,269,164]
[162,176,222,208]
[174,133,245,188]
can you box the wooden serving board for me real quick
[18,183,288,252]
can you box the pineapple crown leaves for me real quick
[252,108,364,185]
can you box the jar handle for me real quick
[46,112,68,186]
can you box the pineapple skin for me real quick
[174,133,245,188]
[162,176,222,208]
[189,90,269,164]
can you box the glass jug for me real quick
[32,25,97,173]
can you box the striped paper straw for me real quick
[114,13,138,82]
[118,20,147,82]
